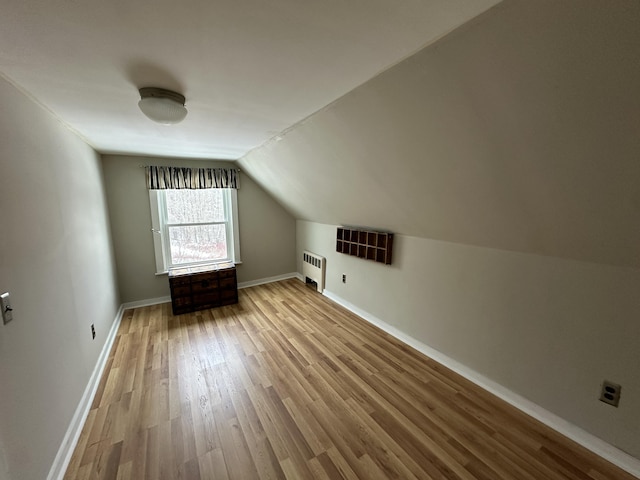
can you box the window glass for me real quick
[165,189,225,224]
[168,224,227,265]
[149,188,241,274]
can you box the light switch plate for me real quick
[1,292,13,324]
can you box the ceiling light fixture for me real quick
[138,87,188,125]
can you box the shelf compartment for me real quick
[336,227,393,265]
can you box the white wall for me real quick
[297,220,640,459]
[101,155,296,303]
[238,0,640,464]
[0,76,119,479]
[241,0,640,270]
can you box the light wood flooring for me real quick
[64,279,636,479]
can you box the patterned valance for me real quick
[145,166,239,189]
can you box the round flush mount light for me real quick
[138,87,188,125]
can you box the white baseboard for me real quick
[121,295,171,310]
[120,274,303,312]
[238,272,301,289]
[115,273,303,313]
[46,274,304,479]
[323,289,640,478]
[47,305,125,480]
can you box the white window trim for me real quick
[149,188,241,275]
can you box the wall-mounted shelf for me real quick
[336,227,393,265]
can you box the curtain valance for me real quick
[145,166,239,189]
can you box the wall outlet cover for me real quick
[599,380,621,407]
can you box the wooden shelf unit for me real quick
[168,262,238,315]
[336,227,393,265]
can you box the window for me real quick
[149,188,240,274]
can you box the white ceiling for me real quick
[0,0,500,160]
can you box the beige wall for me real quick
[238,0,640,464]
[298,220,640,458]
[101,155,296,303]
[241,0,640,270]
[0,76,119,479]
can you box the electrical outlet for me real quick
[342,274,346,283]
[1,292,13,325]
[599,380,621,407]
[91,324,96,340]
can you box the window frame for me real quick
[149,188,241,274]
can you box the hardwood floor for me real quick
[64,279,635,479]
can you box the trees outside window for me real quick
[149,188,240,273]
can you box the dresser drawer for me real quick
[194,271,219,282]
[219,277,237,289]
[193,292,220,305]
[170,284,191,297]
[169,276,191,287]
[172,296,193,314]
[218,268,236,279]
[220,288,238,300]
[191,276,218,293]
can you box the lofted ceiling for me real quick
[0,0,500,160]
[240,0,640,269]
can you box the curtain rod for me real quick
[139,165,240,172]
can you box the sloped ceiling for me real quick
[0,0,500,159]
[239,0,640,269]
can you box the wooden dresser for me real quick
[168,262,238,315]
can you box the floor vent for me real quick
[302,250,325,292]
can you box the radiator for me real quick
[302,250,325,292]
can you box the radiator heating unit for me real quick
[302,250,325,292]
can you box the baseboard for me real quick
[118,275,303,311]
[46,274,300,477]
[47,304,125,480]
[323,289,640,478]
[114,273,305,314]
[238,272,301,289]
[121,295,171,310]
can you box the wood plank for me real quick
[63,279,638,480]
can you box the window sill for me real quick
[155,260,242,276]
